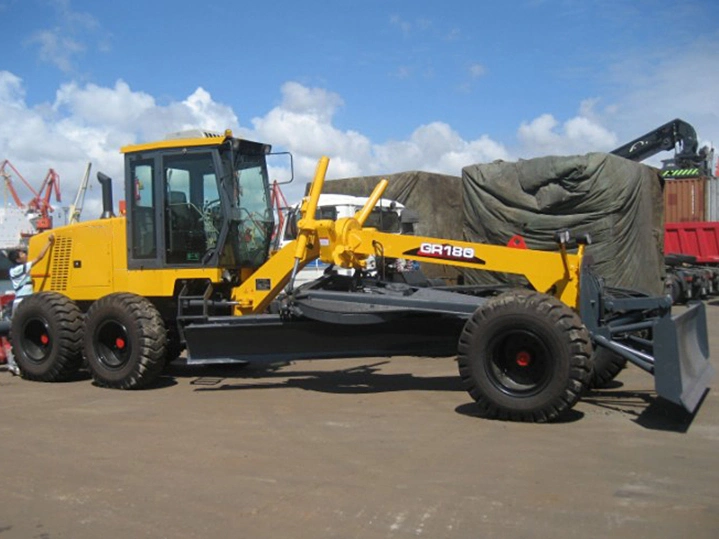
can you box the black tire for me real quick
[589,348,626,388]
[457,290,592,422]
[10,292,84,381]
[665,274,682,304]
[83,293,167,389]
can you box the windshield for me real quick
[223,153,274,268]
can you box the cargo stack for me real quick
[662,168,719,222]
[662,165,719,302]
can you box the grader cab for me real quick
[7,130,713,423]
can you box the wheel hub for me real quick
[515,350,531,367]
[95,320,131,369]
[488,329,551,396]
[21,318,52,362]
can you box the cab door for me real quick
[125,149,222,270]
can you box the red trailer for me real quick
[665,221,719,263]
[664,221,719,302]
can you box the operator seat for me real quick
[168,191,198,229]
[167,191,205,262]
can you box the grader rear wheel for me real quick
[10,292,84,381]
[83,293,167,389]
[457,290,592,422]
[590,348,626,388]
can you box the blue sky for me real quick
[1,0,718,213]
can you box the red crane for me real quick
[269,179,289,243]
[0,160,62,232]
[29,168,61,231]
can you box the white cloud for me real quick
[181,88,239,134]
[54,80,154,127]
[374,122,510,174]
[389,15,413,37]
[27,30,85,73]
[277,82,342,122]
[389,14,432,39]
[248,85,514,200]
[0,71,24,107]
[468,63,486,78]
[564,117,617,150]
[446,28,461,41]
[390,66,412,80]
[26,0,103,74]
[0,73,242,222]
[250,82,372,176]
[517,114,562,152]
[516,112,617,157]
[0,72,623,211]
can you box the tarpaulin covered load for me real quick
[315,171,463,281]
[462,153,665,295]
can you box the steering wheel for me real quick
[202,199,222,222]
[200,199,222,245]
[204,199,221,213]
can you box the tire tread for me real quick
[11,292,84,382]
[84,293,166,389]
[457,290,592,422]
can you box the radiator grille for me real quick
[50,236,72,291]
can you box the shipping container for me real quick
[663,177,707,222]
[708,177,719,222]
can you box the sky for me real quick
[1,0,718,220]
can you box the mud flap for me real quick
[653,301,713,413]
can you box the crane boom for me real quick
[68,163,92,224]
[610,118,702,168]
[1,160,35,209]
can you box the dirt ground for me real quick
[1,301,718,539]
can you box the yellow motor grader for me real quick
[7,130,713,422]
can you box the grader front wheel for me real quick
[457,290,593,422]
[83,293,167,389]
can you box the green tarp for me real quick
[461,153,665,295]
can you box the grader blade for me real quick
[580,265,713,415]
[653,301,713,413]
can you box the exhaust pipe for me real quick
[97,172,115,219]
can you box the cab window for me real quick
[129,159,156,259]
